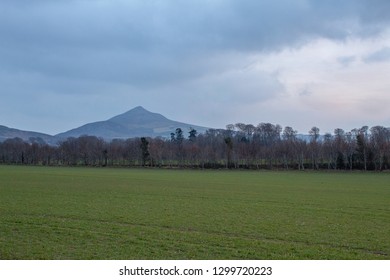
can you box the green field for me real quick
[0,166,389,259]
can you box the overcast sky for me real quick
[1,0,390,135]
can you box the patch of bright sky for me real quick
[243,29,390,133]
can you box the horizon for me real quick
[1,1,389,135]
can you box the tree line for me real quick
[0,124,389,171]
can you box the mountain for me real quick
[0,125,56,144]
[0,106,211,143]
[55,106,210,140]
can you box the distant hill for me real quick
[55,106,210,140]
[0,125,56,144]
[0,106,210,144]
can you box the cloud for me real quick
[299,88,313,97]
[2,0,390,86]
[337,56,357,66]
[363,47,390,63]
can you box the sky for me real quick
[1,0,390,135]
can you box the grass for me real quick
[0,165,389,259]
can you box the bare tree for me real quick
[281,126,298,169]
[309,127,321,169]
[370,126,389,170]
[356,126,369,170]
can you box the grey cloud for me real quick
[1,0,390,90]
[356,0,390,23]
[363,47,390,63]
[299,88,312,97]
[337,56,357,66]
[199,70,285,104]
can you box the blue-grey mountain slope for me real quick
[0,125,56,144]
[55,106,210,140]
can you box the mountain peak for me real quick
[115,106,149,116]
[51,106,211,140]
[108,106,167,124]
[130,106,148,112]
[1,106,211,142]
